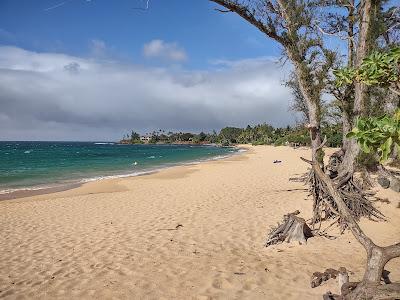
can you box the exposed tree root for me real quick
[323,282,400,300]
[344,282,400,300]
[289,172,310,183]
[303,157,385,232]
[307,160,400,300]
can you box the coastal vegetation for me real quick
[211,0,399,298]
[119,123,343,147]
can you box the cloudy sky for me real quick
[0,0,296,141]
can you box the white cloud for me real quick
[0,46,294,141]
[143,39,187,62]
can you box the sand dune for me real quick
[0,145,399,299]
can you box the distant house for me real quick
[140,135,151,143]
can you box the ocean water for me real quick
[0,142,238,193]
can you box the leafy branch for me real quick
[347,109,400,162]
[334,47,400,95]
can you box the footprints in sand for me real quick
[0,173,297,299]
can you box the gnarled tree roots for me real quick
[308,160,400,300]
[324,281,400,299]
[304,159,385,232]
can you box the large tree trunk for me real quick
[339,139,360,177]
[290,58,322,162]
[341,1,355,153]
[308,98,322,162]
[275,0,323,162]
[341,99,353,153]
[307,99,322,163]
[338,0,376,178]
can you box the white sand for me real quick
[0,145,399,299]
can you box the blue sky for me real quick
[0,0,280,68]
[0,0,295,141]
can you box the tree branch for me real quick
[316,135,328,151]
[385,243,400,260]
[210,0,285,45]
[313,21,354,41]
[214,8,232,13]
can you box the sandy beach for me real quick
[0,145,399,299]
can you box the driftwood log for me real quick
[266,211,313,247]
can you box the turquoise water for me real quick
[0,142,237,193]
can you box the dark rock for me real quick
[377,176,390,189]
[389,178,400,192]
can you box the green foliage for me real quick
[321,124,342,147]
[334,47,400,88]
[286,131,310,145]
[218,127,243,144]
[121,123,343,148]
[273,127,311,146]
[335,47,400,162]
[334,66,357,86]
[130,131,141,143]
[237,123,275,145]
[347,109,400,162]
[357,48,400,86]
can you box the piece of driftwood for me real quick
[311,268,340,288]
[156,224,183,231]
[265,211,313,247]
[311,267,349,291]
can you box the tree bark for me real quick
[308,102,322,162]
[338,0,376,178]
[363,246,387,283]
[353,0,374,118]
[289,57,322,162]
[341,103,353,152]
[341,0,355,153]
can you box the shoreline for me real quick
[0,145,248,202]
[1,145,398,299]
[0,183,83,201]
